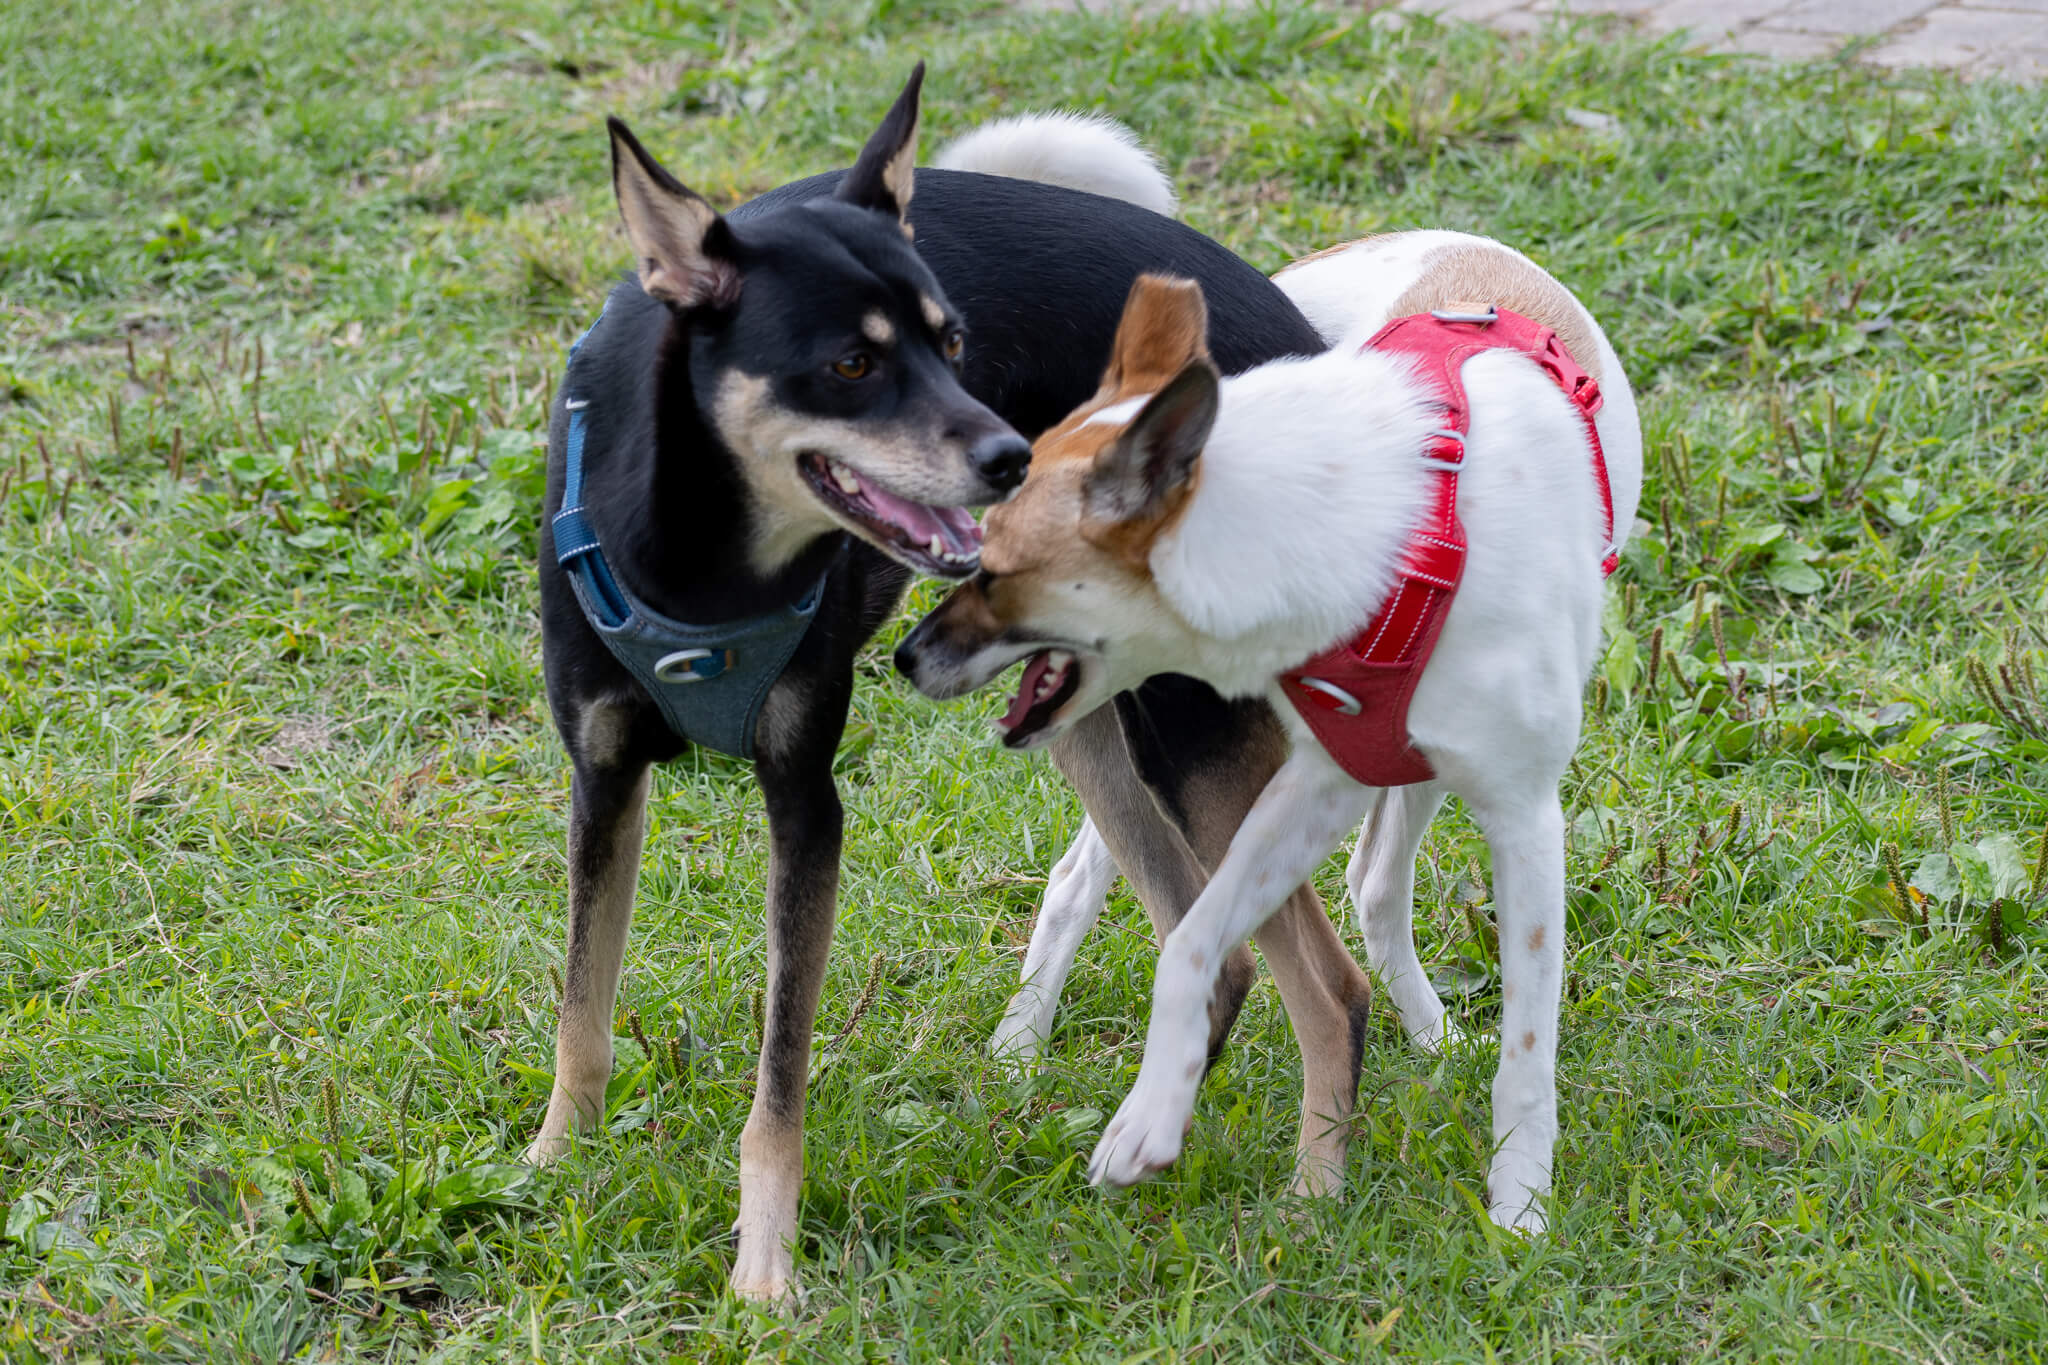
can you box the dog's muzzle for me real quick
[967,431,1031,494]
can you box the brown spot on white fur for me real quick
[862,311,895,346]
[1273,233,1397,277]
[1521,1030,1537,1053]
[1527,924,1546,953]
[1386,243,1605,387]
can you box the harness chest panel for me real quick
[551,311,830,760]
[1277,306,1617,788]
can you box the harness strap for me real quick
[551,313,830,760]
[1278,305,1618,787]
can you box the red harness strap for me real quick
[1278,306,1617,787]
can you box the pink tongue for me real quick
[859,478,982,556]
[1000,652,1053,729]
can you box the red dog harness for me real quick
[1278,306,1618,787]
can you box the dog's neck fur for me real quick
[1146,346,1440,697]
[588,305,848,625]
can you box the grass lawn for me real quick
[5,0,2048,1358]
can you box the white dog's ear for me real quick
[838,62,923,230]
[608,117,741,310]
[1084,359,1218,532]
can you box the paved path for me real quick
[1397,0,2048,79]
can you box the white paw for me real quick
[1408,1012,1463,1056]
[520,1136,564,1167]
[1486,1156,1551,1235]
[989,997,1051,1069]
[729,1222,799,1307]
[1489,1196,1548,1235]
[1087,1072,1198,1187]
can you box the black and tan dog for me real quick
[528,66,1374,1302]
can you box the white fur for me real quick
[994,235,1644,1235]
[995,233,1644,1076]
[1150,347,1438,679]
[935,113,1178,217]
[1276,232,1644,537]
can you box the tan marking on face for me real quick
[917,275,1222,666]
[862,311,895,346]
[920,294,945,332]
[1527,924,1546,953]
[1387,243,1605,386]
[710,370,986,573]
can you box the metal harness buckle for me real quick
[1295,676,1363,716]
[653,648,734,684]
[1428,306,1499,325]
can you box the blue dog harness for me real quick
[551,322,830,760]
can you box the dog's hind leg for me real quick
[1345,780,1456,1054]
[525,751,652,1166]
[1461,783,1567,1234]
[1052,702,1256,1068]
[991,816,1117,1066]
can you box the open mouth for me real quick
[995,649,1081,748]
[800,453,981,578]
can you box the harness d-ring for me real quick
[1295,676,1363,716]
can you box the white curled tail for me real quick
[935,112,1177,217]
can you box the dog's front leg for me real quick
[729,679,849,1304]
[1088,750,1374,1188]
[526,755,653,1165]
[1467,787,1567,1234]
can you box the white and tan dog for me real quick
[896,233,1642,1230]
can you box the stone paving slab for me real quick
[1396,0,2048,79]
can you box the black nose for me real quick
[968,431,1031,493]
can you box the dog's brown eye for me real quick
[833,353,871,380]
[943,329,964,360]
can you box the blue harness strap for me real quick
[551,320,829,760]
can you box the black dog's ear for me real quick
[1084,359,1219,529]
[837,62,923,230]
[608,117,740,310]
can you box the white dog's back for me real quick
[1275,232,1642,542]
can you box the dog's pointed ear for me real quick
[608,116,741,310]
[1083,359,1218,536]
[1105,274,1211,391]
[837,62,924,229]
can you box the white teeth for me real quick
[928,533,946,558]
[830,460,862,495]
[1045,650,1073,674]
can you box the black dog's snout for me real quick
[968,432,1031,493]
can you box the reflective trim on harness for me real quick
[551,312,830,760]
[1278,306,1618,788]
